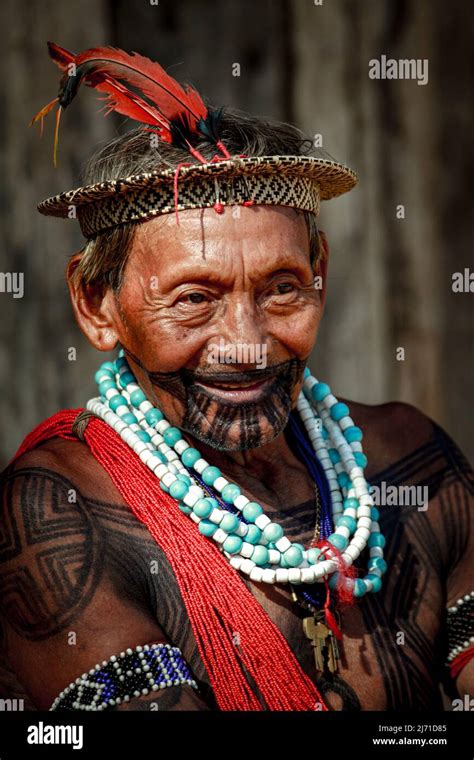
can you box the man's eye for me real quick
[274,282,295,294]
[180,292,209,304]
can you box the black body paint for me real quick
[123,345,305,450]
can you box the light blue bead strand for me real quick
[337,515,357,533]
[145,408,164,425]
[130,389,146,407]
[198,520,217,537]
[330,402,349,421]
[311,382,330,402]
[344,426,363,443]
[368,533,386,549]
[251,545,270,566]
[181,448,201,467]
[365,574,382,593]
[193,498,214,518]
[245,524,262,544]
[221,484,241,504]
[169,480,189,500]
[220,513,240,533]
[242,502,263,523]
[283,546,303,567]
[202,466,221,486]
[353,579,367,598]
[328,533,348,551]
[163,427,182,446]
[223,535,243,555]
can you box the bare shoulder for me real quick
[341,398,473,570]
[340,398,439,477]
[0,435,179,710]
[0,438,121,502]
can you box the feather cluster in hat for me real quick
[31,41,231,166]
[32,42,357,236]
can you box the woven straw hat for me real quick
[33,43,358,238]
[37,154,358,238]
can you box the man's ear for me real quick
[66,254,120,352]
[312,230,329,310]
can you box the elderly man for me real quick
[0,44,473,713]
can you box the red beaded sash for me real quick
[12,409,328,712]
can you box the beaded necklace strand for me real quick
[89,352,387,598]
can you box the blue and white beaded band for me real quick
[50,643,199,711]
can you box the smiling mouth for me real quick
[193,376,275,403]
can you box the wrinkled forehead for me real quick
[129,204,311,270]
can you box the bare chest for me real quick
[98,501,446,711]
[243,568,445,711]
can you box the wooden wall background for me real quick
[0,0,472,465]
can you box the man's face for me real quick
[107,206,325,451]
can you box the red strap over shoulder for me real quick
[12,409,328,712]
[11,408,83,462]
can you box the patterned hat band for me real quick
[77,171,320,238]
[37,155,358,239]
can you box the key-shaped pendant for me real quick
[302,615,339,674]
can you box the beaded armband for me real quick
[446,591,474,668]
[50,642,199,711]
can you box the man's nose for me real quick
[217,295,267,349]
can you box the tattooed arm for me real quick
[0,616,36,709]
[0,444,212,711]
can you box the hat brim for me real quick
[37,155,357,218]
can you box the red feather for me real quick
[65,45,207,132]
[47,41,75,69]
[87,74,173,141]
[31,41,230,166]
[46,42,171,136]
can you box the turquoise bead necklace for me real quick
[88,351,387,598]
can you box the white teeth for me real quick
[203,381,262,390]
[215,382,262,390]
